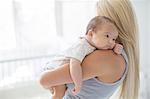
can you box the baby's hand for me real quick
[71,85,81,95]
[113,43,123,54]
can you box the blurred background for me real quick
[0,0,149,99]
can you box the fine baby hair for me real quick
[86,16,116,35]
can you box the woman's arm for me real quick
[39,50,125,89]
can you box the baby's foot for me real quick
[49,87,54,94]
[113,43,123,54]
[71,85,81,95]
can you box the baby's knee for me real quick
[38,72,49,89]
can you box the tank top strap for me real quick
[119,49,128,81]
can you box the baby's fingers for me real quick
[114,47,123,54]
[71,87,80,95]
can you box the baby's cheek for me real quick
[95,40,101,45]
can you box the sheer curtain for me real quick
[13,0,57,48]
[0,0,16,50]
[0,0,60,61]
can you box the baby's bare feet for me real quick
[49,87,54,94]
[71,85,81,95]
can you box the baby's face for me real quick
[91,23,118,49]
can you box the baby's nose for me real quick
[108,40,115,48]
[109,39,114,44]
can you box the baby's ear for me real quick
[88,29,94,37]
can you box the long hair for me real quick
[97,0,140,99]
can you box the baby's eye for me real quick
[113,39,116,41]
[106,35,109,38]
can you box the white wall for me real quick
[132,0,150,98]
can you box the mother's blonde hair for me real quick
[97,0,140,99]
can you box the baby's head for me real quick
[86,16,118,50]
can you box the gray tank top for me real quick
[63,50,128,99]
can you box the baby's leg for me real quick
[42,70,67,98]
[42,63,67,98]
[52,85,67,99]
[47,86,54,94]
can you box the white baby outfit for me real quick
[43,37,96,70]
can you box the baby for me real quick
[42,16,123,99]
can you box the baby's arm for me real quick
[70,58,82,95]
[113,43,123,54]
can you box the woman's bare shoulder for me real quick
[84,50,126,65]
[82,50,126,83]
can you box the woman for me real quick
[39,0,139,99]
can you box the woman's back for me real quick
[63,50,128,99]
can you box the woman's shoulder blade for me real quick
[85,50,126,83]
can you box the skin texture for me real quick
[39,50,126,89]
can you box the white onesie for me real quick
[43,37,96,70]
